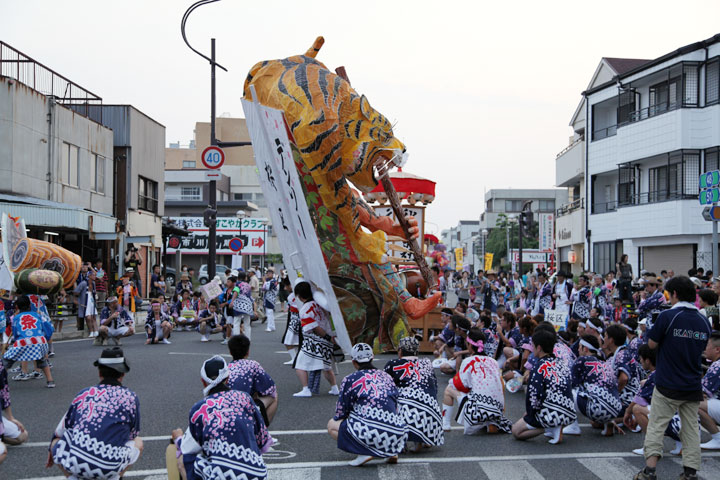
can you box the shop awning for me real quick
[0,194,117,234]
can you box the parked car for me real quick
[163,266,176,287]
[198,264,208,285]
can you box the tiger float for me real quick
[244,37,441,352]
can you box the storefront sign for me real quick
[166,217,267,255]
[539,213,554,252]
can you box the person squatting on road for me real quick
[171,355,272,480]
[97,296,135,347]
[47,348,143,479]
[327,343,408,466]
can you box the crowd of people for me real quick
[2,256,720,480]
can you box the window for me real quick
[138,177,158,213]
[647,151,699,203]
[90,154,105,194]
[234,193,252,201]
[618,165,635,206]
[253,193,267,208]
[649,76,680,116]
[617,89,637,126]
[706,59,719,106]
[683,64,699,107]
[60,142,79,186]
[183,160,196,168]
[593,240,622,276]
[706,148,720,173]
[505,200,522,212]
[538,199,555,212]
[181,186,201,200]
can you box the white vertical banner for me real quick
[241,95,351,354]
[539,213,554,252]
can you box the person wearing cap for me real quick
[635,276,666,325]
[281,277,301,365]
[293,280,339,397]
[261,268,278,332]
[442,328,512,435]
[327,343,407,466]
[3,295,56,387]
[479,270,500,316]
[635,276,711,480]
[48,347,142,478]
[564,335,622,437]
[226,335,278,425]
[145,300,172,345]
[98,296,135,346]
[171,355,271,480]
[177,273,193,295]
[384,337,444,451]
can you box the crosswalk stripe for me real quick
[672,457,720,480]
[378,462,434,480]
[577,457,640,480]
[269,467,321,480]
[479,460,545,479]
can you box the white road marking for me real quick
[268,467,321,479]
[167,352,232,358]
[378,462,433,480]
[480,459,545,479]
[18,455,720,480]
[672,457,720,480]
[142,476,167,480]
[578,457,640,480]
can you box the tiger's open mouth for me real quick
[373,148,408,179]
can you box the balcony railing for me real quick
[165,194,202,202]
[555,136,584,159]
[626,102,679,124]
[591,200,617,214]
[0,41,102,122]
[592,125,617,141]
[556,198,584,217]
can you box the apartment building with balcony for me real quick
[585,33,720,276]
[555,57,650,275]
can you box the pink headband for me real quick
[467,338,484,351]
[151,302,161,306]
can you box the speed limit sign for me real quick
[201,146,225,169]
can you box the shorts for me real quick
[708,398,720,424]
[108,325,130,337]
[1,416,21,439]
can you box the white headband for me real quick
[586,322,603,333]
[579,339,598,352]
[200,355,230,397]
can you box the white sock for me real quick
[288,349,297,361]
[712,431,720,440]
[266,309,275,329]
[442,404,453,426]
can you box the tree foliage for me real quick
[485,213,538,266]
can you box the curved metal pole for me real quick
[181,0,228,71]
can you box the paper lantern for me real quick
[568,250,578,264]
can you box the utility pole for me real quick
[519,201,533,276]
[181,0,251,280]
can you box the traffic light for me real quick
[203,207,217,227]
[519,210,534,229]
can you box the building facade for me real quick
[585,34,720,276]
[480,188,567,232]
[441,220,480,271]
[554,57,650,276]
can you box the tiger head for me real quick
[343,94,407,193]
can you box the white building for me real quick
[441,220,480,271]
[480,188,567,232]
[585,33,720,275]
[555,57,650,275]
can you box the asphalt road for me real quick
[3,316,720,480]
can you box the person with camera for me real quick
[616,254,633,302]
[125,246,143,296]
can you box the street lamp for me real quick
[235,210,246,270]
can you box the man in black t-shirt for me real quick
[635,276,711,480]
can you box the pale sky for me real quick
[3,0,720,233]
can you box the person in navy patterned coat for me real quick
[173,355,272,480]
[327,343,407,467]
[384,336,444,451]
[512,329,576,445]
[564,335,622,437]
[48,348,143,479]
[226,335,278,425]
